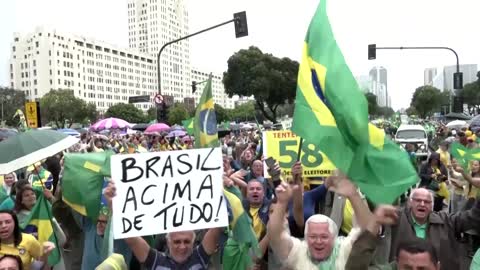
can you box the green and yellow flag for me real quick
[62,151,112,220]
[450,142,480,170]
[21,194,60,266]
[292,0,417,204]
[193,75,219,148]
[222,186,259,270]
[182,118,194,134]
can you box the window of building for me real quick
[33,70,37,76]
[34,89,38,95]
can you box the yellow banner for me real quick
[25,102,38,128]
[263,130,335,178]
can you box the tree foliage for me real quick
[167,103,190,125]
[410,85,443,119]
[146,107,156,122]
[40,89,97,128]
[105,103,145,124]
[223,46,299,123]
[214,104,229,124]
[458,73,480,114]
[229,102,256,122]
[0,87,26,127]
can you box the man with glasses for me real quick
[388,188,480,269]
[268,173,371,269]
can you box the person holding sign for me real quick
[103,181,224,270]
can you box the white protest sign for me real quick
[111,147,228,239]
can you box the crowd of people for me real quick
[1,123,480,269]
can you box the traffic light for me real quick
[454,72,463,90]
[233,11,248,38]
[368,44,376,60]
[192,81,197,93]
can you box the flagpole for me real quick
[294,138,303,184]
[297,138,303,161]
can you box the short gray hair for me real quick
[409,188,435,210]
[166,230,196,241]
[304,214,337,237]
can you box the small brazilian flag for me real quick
[291,0,417,204]
[21,194,61,266]
[193,75,219,148]
[222,186,259,270]
[62,151,113,220]
[182,118,194,135]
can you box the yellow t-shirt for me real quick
[341,199,354,235]
[0,233,42,270]
[249,207,264,240]
[436,149,450,166]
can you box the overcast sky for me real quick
[1,0,479,110]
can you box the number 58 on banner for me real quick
[263,130,335,178]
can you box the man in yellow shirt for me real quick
[243,180,271,240]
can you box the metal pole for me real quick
[375,46,460,73]
[156,19,235,95]
[156,19,236,122]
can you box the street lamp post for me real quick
[156,12,248,122]
[368,45,463,89]
[368,44,464,113]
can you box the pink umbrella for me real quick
[90,118,132,131]
[145,123,170,134]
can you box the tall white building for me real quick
[369,66,390,107]
[191,69,234,109]
[127,0,191,103]
[424,68,437,85]
[9,27,157,112]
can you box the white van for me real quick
[395,124,429,159]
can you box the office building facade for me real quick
[10,27,158,113]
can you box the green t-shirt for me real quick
[412,216,427,239]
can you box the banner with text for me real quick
[263,131,336,178]
[111,147,228,239]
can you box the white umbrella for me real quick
[446,120,467,129]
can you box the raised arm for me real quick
[268,182,296,259]
[345,205,398,270]
[103,181,150,263]
[457,166,480,188]
[291,162,305,228]
[201,227,224,255]
[326,172,373,230]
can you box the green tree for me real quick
[377,106,395,118]
[459,79,480,114]
[410,85,443,119]
[167,103,189,125]
[214,104,229,123]
[105,103,145,123]
[223,46,299,123]
[364,92,379,116]
[146,107,157,122]
[40,89,97,128]
[0,87,26,127]
[230,101,255,122]
[406,107,416,116]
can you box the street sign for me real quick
[154,94,164,105]
[128,95,150,103]
[25,101,39,128]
